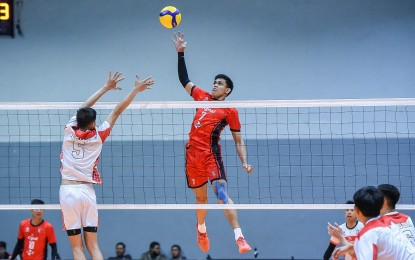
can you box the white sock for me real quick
[234,228,243,240]
[198,222,207,233]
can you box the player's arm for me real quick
[81,71,125,108]
[10,239,24,260]
[172,31,194,95]
[50,243,58,259]
[106,75,154,127]
[332,242,355,260]
[323,242,336,260]
[231,131,254,173]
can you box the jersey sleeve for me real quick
[227,109,241,132]
[190,86,211,101]
[46,222,57,244]
[17,222,24,239]
[97,121,111,143]
[65,116,77,128]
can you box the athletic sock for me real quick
[234,228,243,240]
[198,222,207,233]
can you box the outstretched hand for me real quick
[328,222,343,240]
[103,71,125,91]
[243,164,254,174]
[171,31,187,52]
[134,75,154,93]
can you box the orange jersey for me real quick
[189,86,241,150]
[17,219,56,260]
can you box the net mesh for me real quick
[0,99,414,209]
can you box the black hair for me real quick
[0,241,6,248]
[116,242,125,249]
[346,200,354,204]
[31,199,45,205]
[215,74,234,96]
[150,241,160,250]
[377,184,400,210]
[76,107,97,129]
[171,244,181,251]
[353,186,384,218]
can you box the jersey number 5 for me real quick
[72,142,85,159]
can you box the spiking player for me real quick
[324,200,363,260]
[171,32,253,254]
[59,72,154,260]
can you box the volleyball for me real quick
[159,6,181,29]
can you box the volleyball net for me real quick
[0,98,414,210]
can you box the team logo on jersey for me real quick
[194,121,201,128]
[25,227,30,232]
[38,228,41,233]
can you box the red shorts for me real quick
[185,143,227,188]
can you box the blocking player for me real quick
[332,186,415,260]
[171,31,253,254]
[378,184,415,247]
[10,199,59,260]
[59,72,154,260]
[324,200,363,260]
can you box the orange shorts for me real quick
[185,143,227,188]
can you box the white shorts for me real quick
[59,184,99,230]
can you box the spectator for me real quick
[140,241,166,260]
[170,244,186,260]
[108,242,132,260]
[10,199,59,260]
[0,241,10,259]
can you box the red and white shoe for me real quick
[196,224,210,252]
[236,237,252,254]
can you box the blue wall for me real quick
[1,0,415,259]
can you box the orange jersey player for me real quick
[11,199,59,260]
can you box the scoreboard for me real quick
[0,0,13,37]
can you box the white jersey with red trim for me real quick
[383,211,415,248]
[330,221,364,260]
[355,216,415,260]
[60,116,111,184]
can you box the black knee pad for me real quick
[66,228,81,236]
[83,226,98,233]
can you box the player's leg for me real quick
[212,179,240,228]
[60,185,88,259]
[212,179,252,253]
[186,145,210,252]
[67,232,87,260]
[83,228,103,260]
[193,184,208,224]
[82,184,103,260]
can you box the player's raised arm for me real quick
[171,31,194,95]
[106,75,154,127]
[81,71,125,108]
[231,131,254,174]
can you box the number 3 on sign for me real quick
[0,3,9,20]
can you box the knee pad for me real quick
[66,228,81,236]
[215,182,228,204]
[83,226,98,233]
